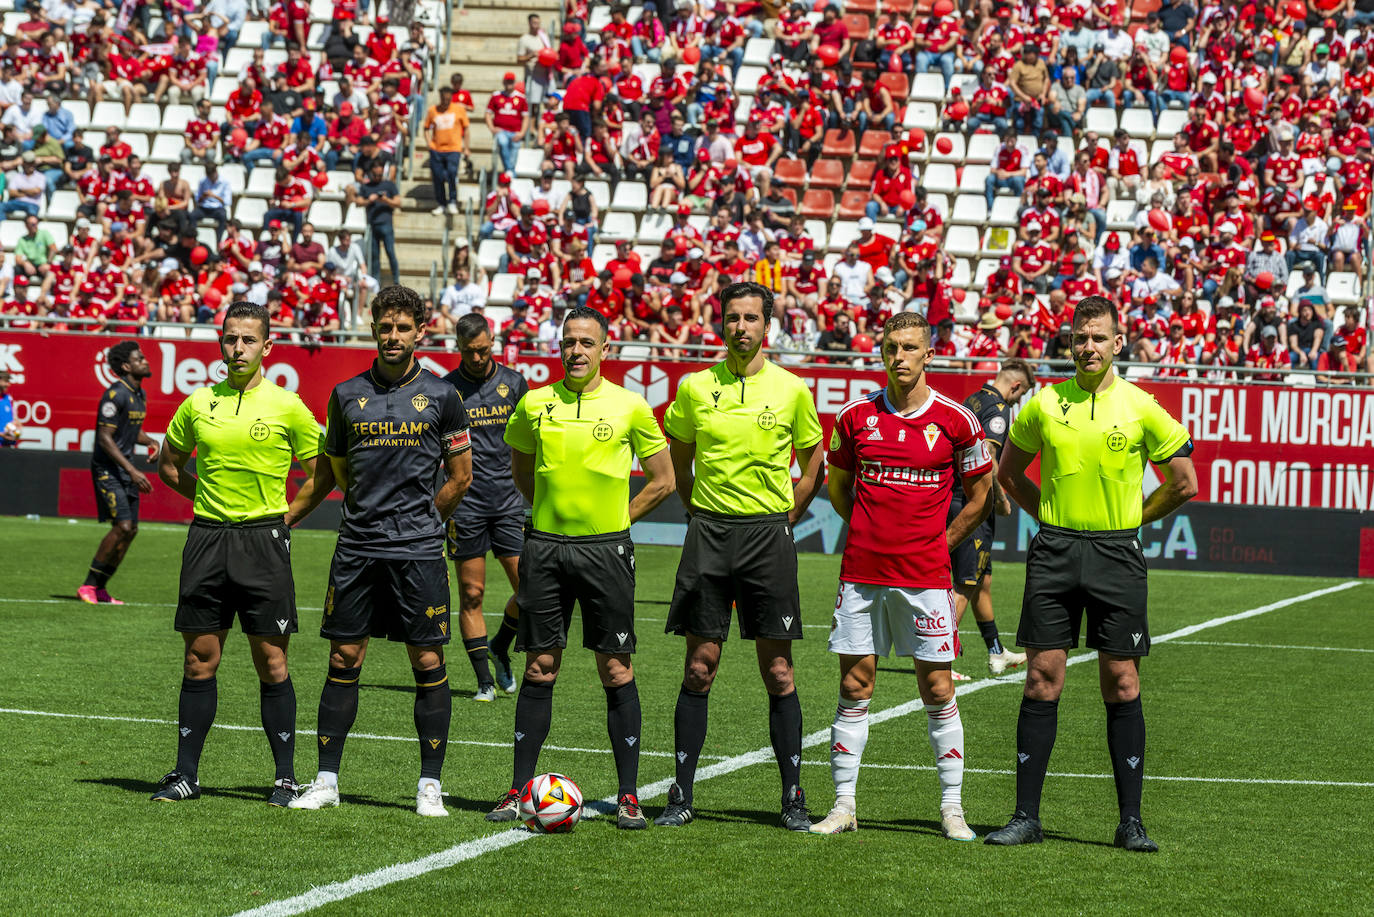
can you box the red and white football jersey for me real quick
[829,388,992,589]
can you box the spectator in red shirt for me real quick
[810,4,851,62]
[1246,324,1292,381]
[867,147,915,221]
[985,128,1027,211]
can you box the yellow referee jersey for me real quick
[1009,375,1190,532]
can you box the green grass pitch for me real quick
[0,517,1369,916]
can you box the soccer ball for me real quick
[518,773,583,833]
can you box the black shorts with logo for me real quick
[446,509,525,561]
[175,516,297,637]
[92,467,139,525]
[321,548,452,646]
[948,494,994,587]
[1017,524,1150,657]
[516,528,636,655]
[666,510,803,642]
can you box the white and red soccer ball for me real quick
[518,773,583,833]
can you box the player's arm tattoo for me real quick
[667,438,697,515]
[789,441,825,525]
[629,447,675,523]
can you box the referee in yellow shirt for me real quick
[985,295,1197,851]
[152,301,331,805]
[485,305,675,830]
[655,280,826,831]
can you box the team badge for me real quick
[757,410,777,430]
[988,416,1007,435]
[923,423,940,450]
[593,422,614,441]
[496,382,510,399]
[1106,430,1127,452]
[358,396,368,409]
[411,393,430,413]
[249,421,270,441]
[866,415,879,427]
[100,401,117,418]
[829,427,840,451]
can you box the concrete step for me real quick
[448,8,539,38]
[456,0,559,11]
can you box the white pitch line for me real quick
[227,578,1362,917]
[0,707,729,762]
[795,760,1374,787]
[1171,641,1374,654]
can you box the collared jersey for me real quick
[504,378,666,537]
[165,378,323,523]
[663,359,823,515]
[326,361,471,558]
[1009,375,1191,531]
[442,361,528,517]
[91,378,147,476]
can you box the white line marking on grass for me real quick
[227,578,1365,917]
[797,760,1374,787]
[1171,640,1374,654]
[0,708,728,761]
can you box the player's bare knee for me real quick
[839,670,873,702]
[524,652,560,685]
[682,657,716,692]
[760,657,795,695]
[329,643,366,669]
[597,654,633,687]
[459,582,484,613]
[116,521,137,540]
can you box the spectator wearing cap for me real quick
[985,129,1027,211]
[1006,314,1045,360]
[967,69,1011,134]
[1303,44,1342,92]
[1012,222,1055,293]
[1243,231,1289,301]
[1083,41,1120,110]
[1093,232,1128,287]
[485,71,530,174]
[1316,333,1361,384]
[1289,198,1330,277]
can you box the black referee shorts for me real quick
[175,516,297,637]
[446,509,525,561]
[666,510,803,642]
[92,468,139,525]
[516,528,636,655]
[948,494,994,588]
[1018,523,1150,657]
[321,548,452,646]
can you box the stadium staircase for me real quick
[396,0,561,294]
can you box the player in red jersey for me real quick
[812,311,994,841]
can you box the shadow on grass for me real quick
[48,593,85,602]
[358,682,489,700]
[79,777,496,815]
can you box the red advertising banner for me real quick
[3,331,1373,511]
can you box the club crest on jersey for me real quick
[923,423,940,450]
[411,394,429,413]
[496,382,510,398]
[358,396,368,409]
[866,415,879,427]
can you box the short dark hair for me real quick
[1072,295,1120,333]
[371,284,426,325]
[883,310,930,341]
[720,280,774,323]
[998,357,1036,388]
[223,300,271,336]
[563,304,608,339]
[454,313,491,341]
[107,340,141,375]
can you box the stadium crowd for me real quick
[0,0,1369,382]
[0,0,439,341]
[453,0,1372,381]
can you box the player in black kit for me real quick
[79,341,157,604]
[290,285,474,817]
[948,359,1036,678]
[442,313,529,701]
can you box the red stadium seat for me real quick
[846,0,877,14]
[822,129,858,159]
[774,159,807,188]
[857,129,893,159]
[809,158,845,189]
[878,72,909,101]
[800,188,836,218]
[847,158,877,189]
[882,0,914,13]
[778,187,799,207]
[843,13,872,39]
[838,190,870,219]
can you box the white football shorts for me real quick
[828,581,959,662]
